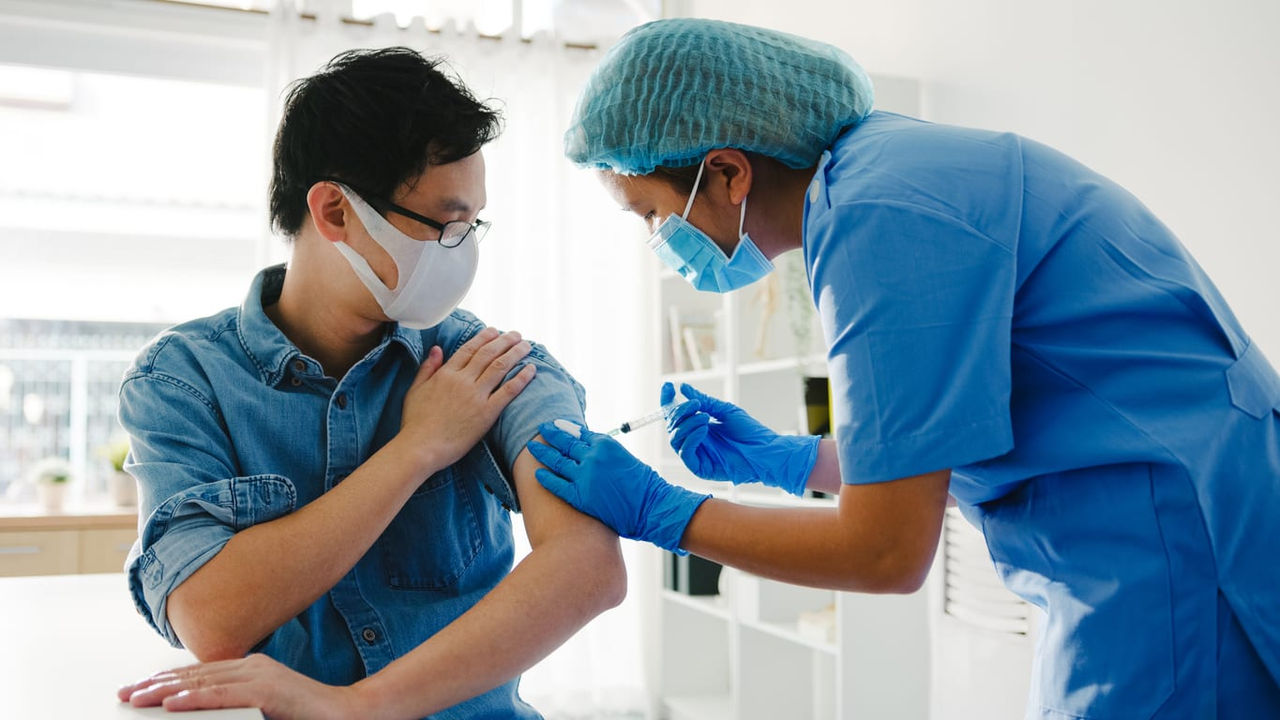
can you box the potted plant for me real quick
[29,457,72,513]
[102,439,136,508]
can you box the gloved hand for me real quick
[528,420,710,554]
[663,382,820,497]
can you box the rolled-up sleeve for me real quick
[444,326,587,510]
[119,373,295,646]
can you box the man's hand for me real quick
[398,327,536,471]
[118,654,367,719]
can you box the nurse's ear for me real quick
[704,149,754,208]
[305,181,355,244]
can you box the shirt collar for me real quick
[236,265,426,387]
[807,149,834,210]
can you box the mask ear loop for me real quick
[680,159,709,220]
[738,195,748,240]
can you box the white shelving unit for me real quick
[643,246,931,719]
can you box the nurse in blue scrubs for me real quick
[527,17,1280,719]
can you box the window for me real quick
[0,63,266,507]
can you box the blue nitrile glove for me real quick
[663,382,820,497]
[528,420,710,555]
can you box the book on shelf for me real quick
[666,308,717,374]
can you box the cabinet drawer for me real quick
[0,530,79,577]
[79,528,138,574]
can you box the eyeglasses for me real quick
[323,178,491,248]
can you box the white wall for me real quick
[682,0,1280,357]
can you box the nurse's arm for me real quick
[682,468,951,594]
[803,439,845,495]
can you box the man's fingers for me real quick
[412,345,444,386]
[478,340,533,388]
[128,678,187,707]
[489,363,536,407]
[464,330,524,376]
[163,684,250,712]
[450,326,501,367]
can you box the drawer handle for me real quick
[0,545,42,556]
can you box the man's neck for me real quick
[265,256,387,380]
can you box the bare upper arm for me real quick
[510,437,620,549]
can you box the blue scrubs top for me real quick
[804,112,1280,717]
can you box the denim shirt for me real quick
[118,265,586,719]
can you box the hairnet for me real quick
[564,18,874,175]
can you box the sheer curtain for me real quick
[263,4,654,717]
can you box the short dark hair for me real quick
[269,47,502,237]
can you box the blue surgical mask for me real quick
[647,159,773,293]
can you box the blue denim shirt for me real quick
[118,265,586,719]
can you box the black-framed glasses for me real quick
[323,178,490,248]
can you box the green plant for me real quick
[30,457,72,485]
[777,250,817,356]
[103,439,131,473]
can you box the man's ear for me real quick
[305,181,351,243]
[705,148,754,206]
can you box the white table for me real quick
[0,574,263,719]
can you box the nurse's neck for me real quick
[745,158,816,260]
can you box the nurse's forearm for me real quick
[681,469,950,594]
[805,439,843,494]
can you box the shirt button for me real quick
[290,376,302,387]
[335,393,348,409]
[808,180,821,204]
[361,627,377,644]
[292,359,306,373]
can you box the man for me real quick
[115,47,625,718]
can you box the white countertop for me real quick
[0,574,263,719]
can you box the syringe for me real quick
[606,402,680,437]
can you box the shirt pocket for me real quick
[1225,340,1280,420]
[980,464,1175,719]
[381,465,484,591]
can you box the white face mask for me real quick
[332,183,479,330]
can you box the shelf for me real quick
[662,589,731,621]
[740,617,838,655]
[662,367,726,385]
[733,488,839,510]
[737,353,828,377]
[664,692,733,720]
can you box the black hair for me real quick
[269,47,503,238]
[651,163,703,195]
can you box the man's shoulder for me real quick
[425,308,488,354]
[124,307,241,384]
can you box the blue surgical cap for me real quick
[565,18,875,175]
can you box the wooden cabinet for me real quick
[78,528,139,574]
[0,530,80,577]
[0,510,137,577]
